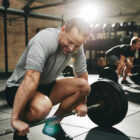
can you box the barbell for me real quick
[0,78,128,136]
[99,67,118,83]
[0,103,102,136]
[130,65,140,84]
[99,65,140,84]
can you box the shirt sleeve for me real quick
[72,46,87,76]
[25,38,47,72]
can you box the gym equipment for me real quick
[120,22,129,30]
[128,21,137,31]
[99,67,118,83]
[103,24,111,32]
[112,23,120,31]
[100,66,140,85]
[87,79,128,127]
[129,73,140,85]
[0,79,128,136]
[62,65,74,77]
[131,65,140,74]
[129,65,140,84]
[0,103,102,136]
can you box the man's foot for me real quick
[121,80,131,85]
[54,124,73,140]
[42,122,73,140]
[13,132,28,140]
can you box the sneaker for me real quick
[42,122,73,140]
[54,124,73,140]
[13,132,28,140]
[121,80,131,85]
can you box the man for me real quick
[106,36,140,84]
[5,18,91,140]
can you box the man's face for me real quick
[59,27,88,55]
[135,41,140,50]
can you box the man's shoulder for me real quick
[120,44,130,48]
[37,28,59,37]
[33,28,59,46]
[108,45,121,51]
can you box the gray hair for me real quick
[65,17,90,36]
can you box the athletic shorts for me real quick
[5,81,56,107]
[106,55,119,65]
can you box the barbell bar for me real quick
[0,103,103,136]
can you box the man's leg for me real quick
[23,92,52,123]
[122,62,132,82]
[49,78,90,116]
[10,78,89,139]
[11,92,52,140]
[45,78,90,140]
[116,61,125,77]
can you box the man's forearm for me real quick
[81,96,87,104]
[12,70,40,120]
[76,71,89,105]
[12,82,36,120]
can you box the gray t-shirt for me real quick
[6,28,87,87]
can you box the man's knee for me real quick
[76,78,90,96]
[27,96,52,121]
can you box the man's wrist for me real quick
[12,115,19,121]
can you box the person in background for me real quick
[106,36,140,84]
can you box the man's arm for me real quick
[120,55,125,63]
[75,71,88,103]
[74,72,89,116]
[12,70,41,135]
[75,71,88,81]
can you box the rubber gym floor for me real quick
[0,74,140,140]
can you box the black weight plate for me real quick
[99,67,118,83]
[131,65,140,74]
[130,74,140,84]
[87,79,128,127]
[62,65,74,77]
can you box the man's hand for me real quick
[11,119,30,136]
[75,104,87,117]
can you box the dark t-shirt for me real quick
[106,44,136,58]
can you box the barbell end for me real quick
[87,101,103,110]
[0,128,15,136]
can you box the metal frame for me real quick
[0,6,62,20]
[0,0,65,75]
[2,0,10,74]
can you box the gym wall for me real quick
[0,0,64,72]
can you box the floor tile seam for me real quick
[61,122,92,129]
[0,111,11,114]
[0,118,11,122]
[126,111,140,118]
[72,130,90,138]
[129,136,140,139]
